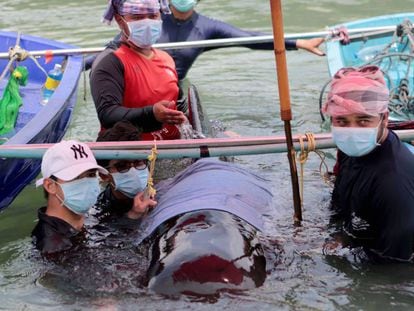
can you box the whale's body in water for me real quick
[140,158,273,296]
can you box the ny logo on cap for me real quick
[70,144,89,160]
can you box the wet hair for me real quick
[96,120,143,167]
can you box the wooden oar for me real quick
[270,0,302,225]
[0,25,397,59]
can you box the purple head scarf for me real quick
[102,0,170,25]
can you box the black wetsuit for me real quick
[31,203,139,261]
[331,131,414,262]
[31,207,86,259]
[93,186,135,222]
[157,11,296,80]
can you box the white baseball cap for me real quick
[35,140,108,187]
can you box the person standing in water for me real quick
[322,65,414,263]
[90,0,187,140]
[87,0,325,81]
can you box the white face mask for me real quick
[55,177,100,215]
[332,120,383,157]
[126,18,162,49]
[111,167,149,198]
[171,0,197,12]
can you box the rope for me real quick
[327,26,350,45]
[0,32,22,83]
[8,45,30,62]
[82,55,87,101]
[28,55,48,78]
[401,20,414,50]
[296,132,333,208]
[1,32,48,82]
[322,21,414,120]
[144,140,158,199]
[0,58,15,83]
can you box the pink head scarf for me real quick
[321,65,389,117]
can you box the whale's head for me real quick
[146,210,266,297]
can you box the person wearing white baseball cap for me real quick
[31,140,108,257]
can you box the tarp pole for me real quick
[270,0,302,225]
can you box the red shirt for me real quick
[114,45,178,108]
[114,45,180,140]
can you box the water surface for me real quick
[1,0,414,310]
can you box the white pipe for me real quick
[0,129,413,159]
[0,25,397,59]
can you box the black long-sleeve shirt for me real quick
[157,11,296,80]
[331,131,414,262]
[89,48,162,131]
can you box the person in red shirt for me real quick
[90,0,187,140]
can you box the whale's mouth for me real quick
[172,254,244,285]
[146,210,267,296]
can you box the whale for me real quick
[138,158,273,296]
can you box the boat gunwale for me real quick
[326,12,414,76]
[0,31,83,146]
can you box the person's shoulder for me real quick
[386,131,414,163]
[96,48,116,62]
[195,11,216,23]
[90,48,123,75]
[374,137,414,188]
[154,48,175,64]
[195,11,230,26]
[31,211,78,255]
[33,210,77,236]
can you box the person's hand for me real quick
[296,37,325,56]
[153,100,187,125]
[322,240,345,256]
[126,191,157,220]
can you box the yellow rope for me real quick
[144,140,158,199]
[296,132,333,208]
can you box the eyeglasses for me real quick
[107,160,148,173]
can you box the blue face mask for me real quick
[127,18,162,49]
[171,0,197,13]
[332,124,382,157]
[112,167,149,198]
[56,177,100,215]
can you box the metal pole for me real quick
[0,25,396,59]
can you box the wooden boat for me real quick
[0,31,82,210]
[323,13,414,124]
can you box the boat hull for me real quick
[327,13,414,75]
[0,32,82,210]
[326,13,414,122]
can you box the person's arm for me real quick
[203,15,324,55]
[89,52,162,131]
